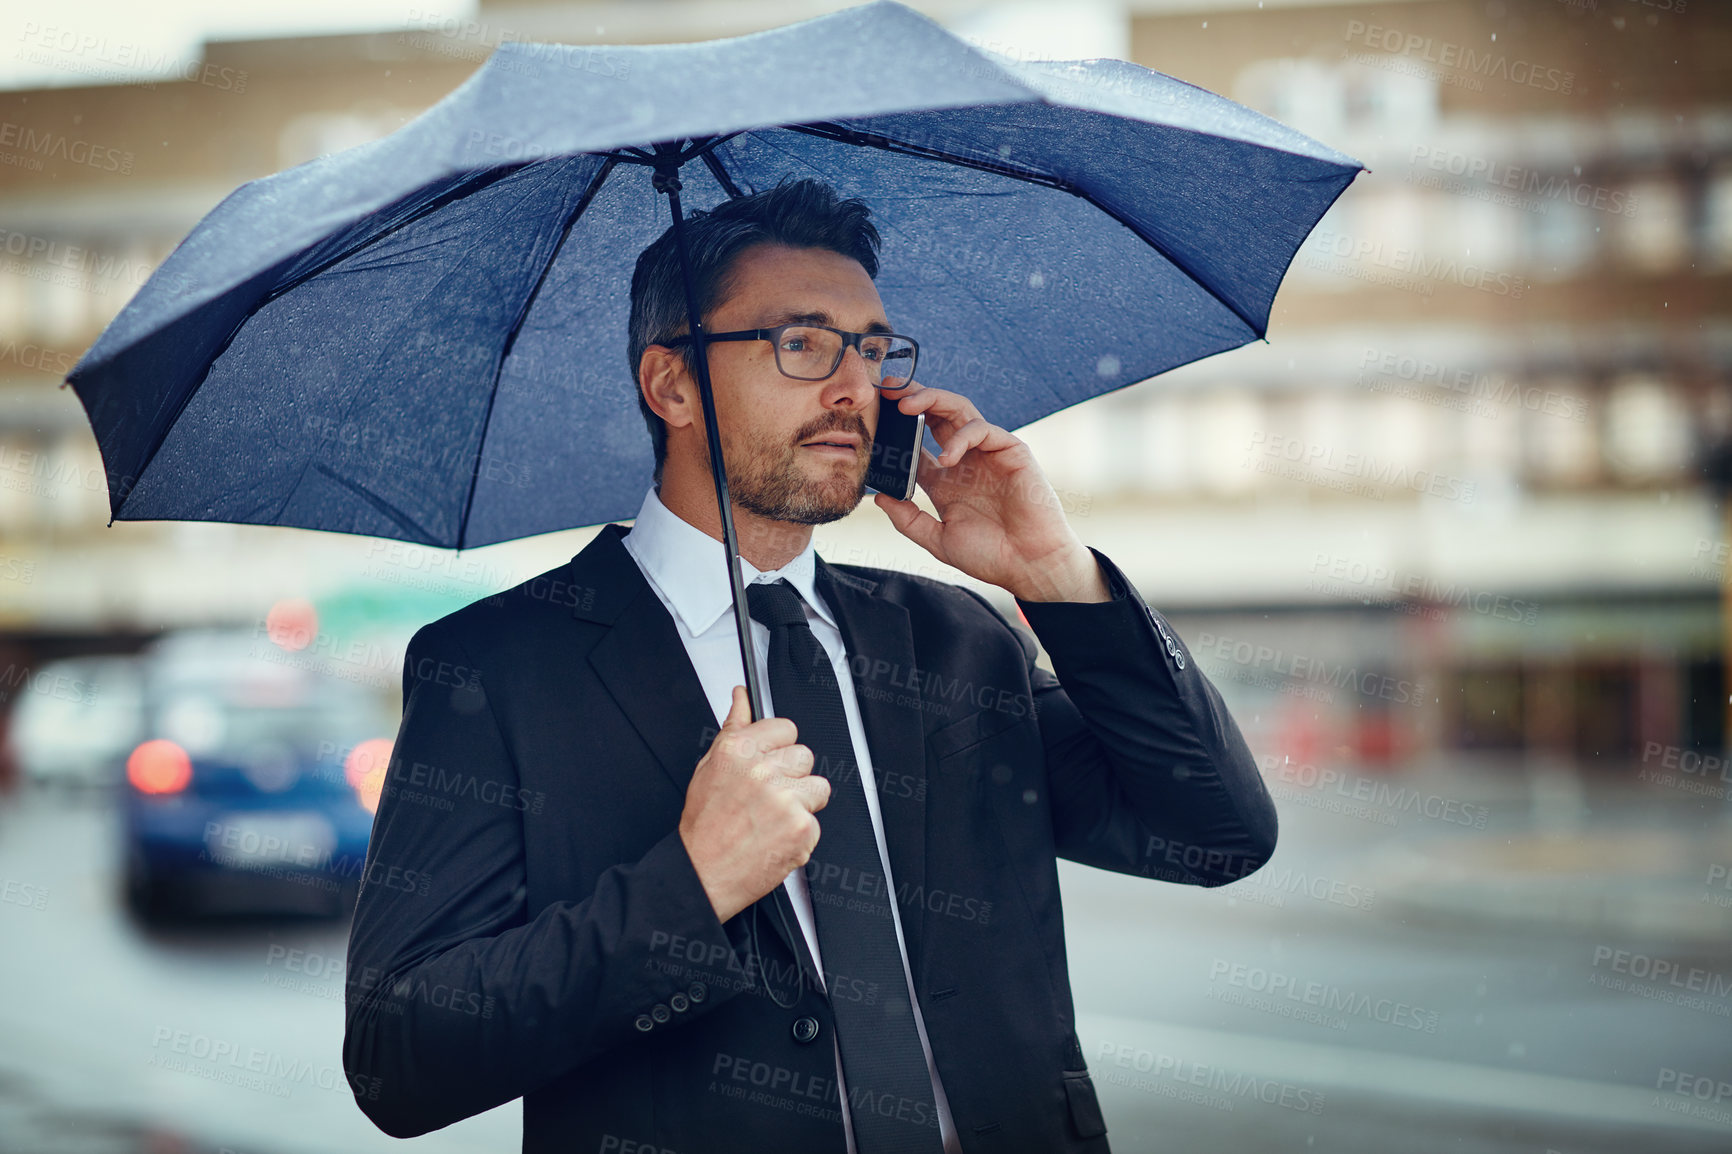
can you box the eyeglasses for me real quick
[666,323,918,390]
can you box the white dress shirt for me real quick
[622,485,962,1154]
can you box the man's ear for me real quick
[639,345,696,432]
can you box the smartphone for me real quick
[866,396,925,501]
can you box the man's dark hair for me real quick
[627,177,882,487]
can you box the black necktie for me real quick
[746,579,943,1153]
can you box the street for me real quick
[1,765,1729,1154]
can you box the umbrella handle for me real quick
[653,161,767,723]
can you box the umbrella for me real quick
[66,0,1362,720]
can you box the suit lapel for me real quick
[572,523,816,976]
[574,524,716,796]
[814,557,930,972]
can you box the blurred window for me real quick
[277,108,415,170]
[1523,378,1599,487]
[1611,177,1689,273]
[1197,389,1260,497]
[1233,58,1347,145]
[1362,187,1428,264]
[1445,196,1523,275]
[0,261,29,338]
[0,434,46,531]
[1343,65,1437,137]
[1704,163,1732,271]
[1446,664,1525,751]
[1135,392,1190,495]
[149,670,379,761]
[1459,378,1523,484]
[1527,198,1597,281]
[1574,662,1639,761]
[1369,394,1428,482]
[1603,374,1691,483]
[1018,405,1109,496]
[33,260,91,344]
[1298,389,1349,471]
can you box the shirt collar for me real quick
[622,485,835,638]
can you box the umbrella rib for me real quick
[788,121,1074,191]
[701,149,745,199]
[784,121,1264,339]
[454,154,618,551]
[110,163,533,525]
[312,462,438,542]
[254,164,536,311]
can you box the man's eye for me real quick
[781,338,807,353]
[861,346,886,362]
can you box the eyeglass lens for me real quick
[774,326,915,388]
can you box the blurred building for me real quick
[0,0,1725,778]
[1067,0,1730,775]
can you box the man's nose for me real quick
[823,347,875,408]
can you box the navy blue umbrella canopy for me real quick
[69,0,1362,550]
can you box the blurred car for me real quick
[121,628,395,921]
[5,655,145,791]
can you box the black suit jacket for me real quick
[343,522,1276,1153]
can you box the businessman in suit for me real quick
[343,179,1276,1153]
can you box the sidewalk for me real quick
[1345,763,1732,943]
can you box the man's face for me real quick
[691,243,887,525]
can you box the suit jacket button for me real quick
[634,1015,654,1032]
[651,1003,671,1023]
[669,993,690,1013]
[791,1016,821,1044]
[689,982,708,1004]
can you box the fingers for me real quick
[712,720,807,787]
[721,689,804,751]
[749,716,799,748]
[784,807,822,867]
[785,774,831,814]
[874,485,945,557]
[722,691,818,752]
[891,382,980,433]
[766,742,815,777]
[935,415,1016,465]
[888,385,1017,466]
[722,684,750,728]
[719,714,798,761]
[914,444,946,491]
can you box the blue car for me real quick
[121,629,396,921]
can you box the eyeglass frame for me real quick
[663,323,919,390]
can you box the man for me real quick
[343,179,1276,1154]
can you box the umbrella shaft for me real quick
[657,166,767,723]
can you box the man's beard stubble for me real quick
[705,410,872,526]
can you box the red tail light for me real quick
[345,738,393,814]
[128,739,192,795]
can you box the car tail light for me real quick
[345,738,392,814]
[128,739,192,795]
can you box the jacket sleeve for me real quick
[342,619,744,1137]
[992,547,1277,887]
